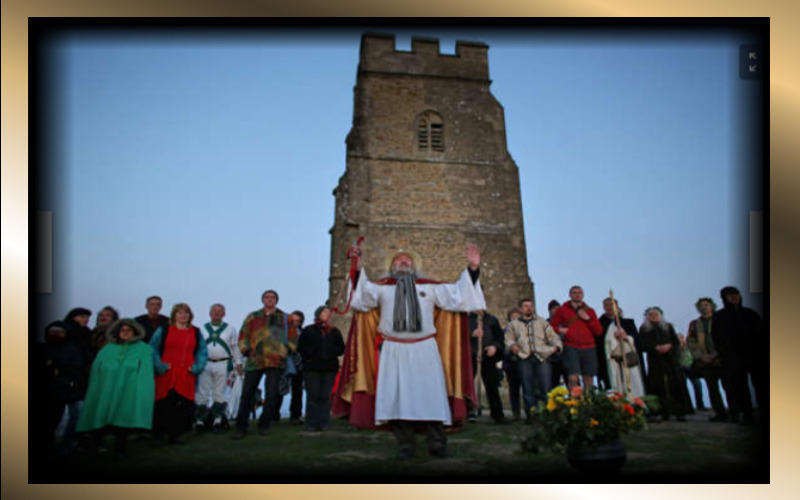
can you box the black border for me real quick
[28,17,769,484]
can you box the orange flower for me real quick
[570,386,583,398]
[609,392,623,402]
[590,418,599,427]
[633,397,646,408]
[623,403,635,416]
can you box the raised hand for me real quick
[466,244,480,270]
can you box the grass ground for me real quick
[39,410,768,483]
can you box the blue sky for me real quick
[44,27,762,340]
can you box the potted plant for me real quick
[522,386,647,474]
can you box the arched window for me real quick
[417,111,444,152]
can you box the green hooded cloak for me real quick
[77,318,155,431]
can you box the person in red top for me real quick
[549,286,603,391]
[150,303,208,445]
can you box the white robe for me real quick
[226,371,243,420]
[350,269,486,425]
[604,323,646,400]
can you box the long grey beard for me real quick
[393,272,422,332]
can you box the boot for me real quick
[114,432,129,458]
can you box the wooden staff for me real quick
[609,289,632,395]
[476,310,484,416]
[331,236,365,318]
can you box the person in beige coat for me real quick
[505,299,563,422]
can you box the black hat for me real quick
[45,320,69,333]
[65,307,92,322]
[719,286,740,300]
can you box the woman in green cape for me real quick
[77,318,155,457]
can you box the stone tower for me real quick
[328,33,533,328]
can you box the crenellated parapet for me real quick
[359,33,489,81]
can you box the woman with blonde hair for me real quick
[149,303,207,445]
[639,307,690,421]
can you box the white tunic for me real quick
[604,323,646,400]
[350,269,486,425]
[202,322,241,365]
[198,322,243,406]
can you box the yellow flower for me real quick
[590,418,599,427]
[570,408,578,415]
[564,400,579,407]
[547,400,557,412]
[549,386,568,398]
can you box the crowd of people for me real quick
[37,294,344,458]
[36,245,766,462]
[497,286,766,428]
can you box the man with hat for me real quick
[338,244,485,460]
[712,286,765,426]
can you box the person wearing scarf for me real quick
[297,306,345,432]
[344,244,485,460]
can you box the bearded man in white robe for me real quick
[344,244,485,460]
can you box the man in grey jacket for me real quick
[505,298,563,423]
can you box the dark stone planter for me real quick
[566,439,627,475]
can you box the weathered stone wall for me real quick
[329,33,534,331]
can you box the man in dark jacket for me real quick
[712,286,765,426]
[42,320,91,456]
[134,295,170,344]
[64,307,94,363]
[296,306,345,432]
[468,311,509,424]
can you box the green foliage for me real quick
[523,386,647,454]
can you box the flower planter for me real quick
[566,439,627,475]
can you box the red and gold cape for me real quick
[331,301,477,430]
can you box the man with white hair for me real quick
[341,244,485,460]
[195,303,241,432]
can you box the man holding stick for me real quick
[468,310,509,424]
[339,243,486,460]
